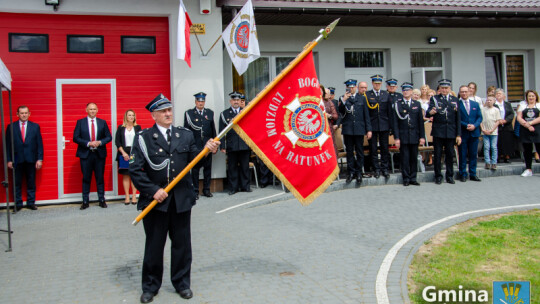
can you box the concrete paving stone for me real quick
[1,170,539,303]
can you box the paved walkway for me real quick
[0,170,538,303]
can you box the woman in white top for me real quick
[419,84,431,114]
[115,110,142,204]
[419,85,434,166]
[468,82,484,106]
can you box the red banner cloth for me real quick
[235,52,339,205]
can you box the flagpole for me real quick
[132,18,339,226]
[203,35,222,56]
[192,31,205,56]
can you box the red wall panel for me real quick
[0,13,171,203]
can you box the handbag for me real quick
[119,156,130,169]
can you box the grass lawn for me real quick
[408,209,539,304]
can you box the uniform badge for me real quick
[175,133,180,138]
[153,133,158,139]
[129,155,135,164]
[527,109,535,118]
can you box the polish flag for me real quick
[177,0,193,67]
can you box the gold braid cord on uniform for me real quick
[365,93,379,110]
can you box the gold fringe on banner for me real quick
[233,124,339,206]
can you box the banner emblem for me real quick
[234,21,250,52]
[284,95,329,148]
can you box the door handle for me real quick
[63,136,71,150]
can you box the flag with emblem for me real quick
[221,0,260,75]
[234,51,338,204]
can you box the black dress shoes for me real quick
[179,288,193,299]
[470,176,481,182]
[98,201,108,208]
[355,176,362,185]
[203,191,213,197]
[242,188,253,193]
[410,181,421,186]
[403,181,410,186]
[228,190,237,195]
[27,205,38,210]
[446,177,455,184]
[382,171,390,178]
[80,203,89,210]
[345,175,353,184]
[460,176,467,182]
[140,292,155,303]
[14,205,23,212]
[435,177,442,185]
[195,193,199,200]
[374,171,381,179]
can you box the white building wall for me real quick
[250,25,540,99]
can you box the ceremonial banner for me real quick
[235,52,339,204]
[221,0,260,75]
[177,0,193,67]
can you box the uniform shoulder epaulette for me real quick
[139,128,149,134]
[176,126,189,131]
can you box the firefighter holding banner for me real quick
[129,94,219,303]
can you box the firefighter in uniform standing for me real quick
[426,79,462,184]
[386,78,403,105]
[129,94,219,303]
[393,82,425,186]
[338,79,372,185]
[184,92,217,199]
[220,91,252,195]
[365,74,393,179]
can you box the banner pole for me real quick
[132,18,339,226]
[132,123,234,225]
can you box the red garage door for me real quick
[0,13,171,204]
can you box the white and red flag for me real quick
[221,0,260,75]
[177,0,193,67]
[234,51,338,204]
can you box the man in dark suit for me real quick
[6,106,43,211]
[219,91,252,195]
[393,83,425,186]
[130,94,219,303]
[457,85,483,182]
[184,92,216,199]
[426,79,462,184]
[73,102,112,210]
[338,79,372,185]
[365,75,393,178]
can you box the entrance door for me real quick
[56,79,117,200]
